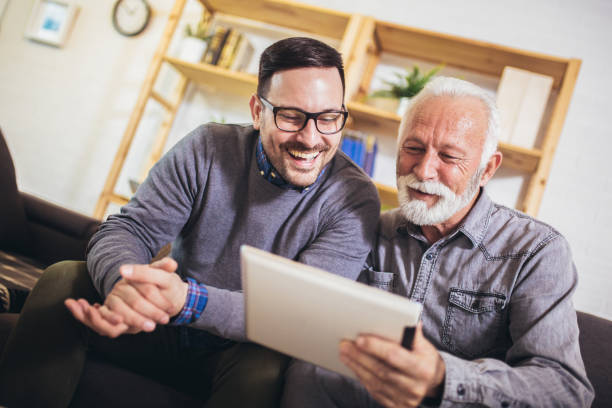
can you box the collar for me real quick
[455,189,494,247]
[396,189,494,248]
[255,135,327,193]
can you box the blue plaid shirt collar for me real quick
[255,136,327,193]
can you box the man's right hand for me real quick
[65,257,179,338]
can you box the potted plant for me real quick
[178,19,212,63]
[368,64,443,115]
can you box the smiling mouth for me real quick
[409,187,437,198]
[287,149,321,161]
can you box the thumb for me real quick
[151,257,178,273]
[411,321,429,351]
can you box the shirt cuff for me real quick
[171,278,208,325]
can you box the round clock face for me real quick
[112,0,151,37]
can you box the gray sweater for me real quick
[87,123,380,341]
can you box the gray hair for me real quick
[397,76,500,168]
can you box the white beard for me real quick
[397,170,483,226]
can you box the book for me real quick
[363,135,378,177]
[496,66,553,148]
[341,130,376,173]
[203,26,231,66]
[217,30,242,69]
[229,35,255,72]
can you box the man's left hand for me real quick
[339,323,445,408]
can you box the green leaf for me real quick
[369,63,445,99]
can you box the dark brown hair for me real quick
[257,37,345,98]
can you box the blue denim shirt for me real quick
[366,190,594,407]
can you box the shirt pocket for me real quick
[361,268,396,292]
[441,288,507,359]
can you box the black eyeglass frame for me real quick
[258,95,349,135]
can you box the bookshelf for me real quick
[345,19,580,215]
[94,0,580,219]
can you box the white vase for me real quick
[178,37,208,63]
[396,97,411,117]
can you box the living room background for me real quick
[0,0,610,319]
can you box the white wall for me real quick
[0,0,611,319]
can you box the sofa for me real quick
[0,126,99,347]
[0,127,100,313]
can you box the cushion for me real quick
[0,250,44,292]
[0,128,29,251]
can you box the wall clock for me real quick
[112,0,151,37]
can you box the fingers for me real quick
[351,331,446,401]
[105,292,163,331]
[340,341,420,407]
[65,298,86,321]
[130,282,174,314]
[110,279,170,324]
[95,303,124,325]
[354,334,416,373]
[65,298,130,338]
[120,264,173,288]
[150,257,178,272]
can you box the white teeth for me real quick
[288,150,319,160]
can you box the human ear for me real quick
[480,151,503,186]
[249,94,262,130]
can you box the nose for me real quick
[412,150,438,181]
[296,118,320,148]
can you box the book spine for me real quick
[203,26,229,66]
[363,135,377,177]
[211,28,231,66]
[218,31,242,69]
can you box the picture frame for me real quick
[24,0,79,47]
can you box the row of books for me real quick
[203,26,255,72]
[340,130,378,177]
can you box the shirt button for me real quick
[501,402,509,408]
[457,384,465,396]
[425,253,434,261]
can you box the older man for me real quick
[282,77,593,407]
[0,37,380,408]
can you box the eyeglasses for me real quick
[258,95,348,135]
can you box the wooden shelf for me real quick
[347,101,400,133]
[199,0,351,40]
[497,143,542,173]
[374,181,399,210]
[164,56,257,96]
[374,20,569,89]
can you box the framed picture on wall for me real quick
[24,0,79,47]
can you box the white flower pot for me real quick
[396,97,411,117]
[178,37,208,63]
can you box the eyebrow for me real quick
[402,138,468,156]
[276,105,345,113]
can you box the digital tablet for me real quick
[240,245,422,379]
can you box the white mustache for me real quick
[398,174,456,200]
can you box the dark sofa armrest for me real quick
[21,193,100,266]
